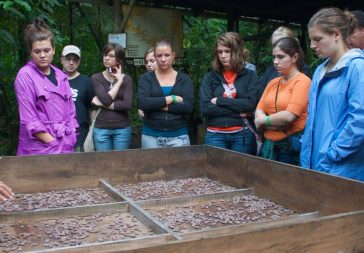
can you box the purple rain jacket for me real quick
[14,61,79,155]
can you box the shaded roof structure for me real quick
[70,0,363,51]
[139,0,363,24]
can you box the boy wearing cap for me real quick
[61,45,94,152]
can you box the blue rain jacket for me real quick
[300,49,364,181]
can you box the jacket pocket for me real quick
[27,138,60,154]
[62,131,77,150]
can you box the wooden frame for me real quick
[0,145,363,252]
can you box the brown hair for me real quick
[144,47,155,61]
[103,43,125,66]
[308,7,357,44]
[212,32,245,73]
[154,39,174,52]
[352,10,364,29]
[24,17,54,51]
[273,37,305,72]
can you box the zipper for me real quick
[164,112,168,131]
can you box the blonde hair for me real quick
[271,26,294,44]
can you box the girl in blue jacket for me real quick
[300,7,364,181]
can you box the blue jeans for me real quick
[142,134,190,149]
[93,127,131,151]
[205,129,256,155]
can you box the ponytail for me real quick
[344,10,358,37]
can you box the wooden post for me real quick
[300,23,308,54]
[113,0,122,33]
[120,0,137,32]
[227,12,239,32]
[69,2,74,43]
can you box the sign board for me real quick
[108,33,127,48]
[123,5,183,58]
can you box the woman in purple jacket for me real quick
[14,18,78,155]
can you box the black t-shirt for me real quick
[46,68,58,86]
[69,74,95,126]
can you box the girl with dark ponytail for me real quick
[255,37,311,165]
[300,8,364,181]
[14,18,78,155]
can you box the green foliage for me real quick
[0,0,31,19]
[183,16,227,117]
[0,2,317,155]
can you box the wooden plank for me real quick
[0,146,207,192]
[99,179,180,239]
[99,180,125,202]
[0,202,127,224]
[180,211,320,240]
[27,234,174,253]
[113,0,122,33]
[111,210,364,253]
[136,188,254,209]
[120,0,137,32]
[205,146,364,215]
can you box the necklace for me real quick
[103,70,116,88]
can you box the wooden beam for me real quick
[113,0,122,33]
[137,188,254,209]
[100,179,181,238]
[69,2,74,43]
[69,0,106,5]
[227,12,239,32]
[120,0,137,32]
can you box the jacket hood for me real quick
[325,48,364,74]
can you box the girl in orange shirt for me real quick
[255,37,311,165]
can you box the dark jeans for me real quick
[276,133,302,165]
[276,149,298,165]
[205,128,256,155]
[75,123,89,152]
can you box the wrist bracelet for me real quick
[266,115,271,126]
[172,95,177,104]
